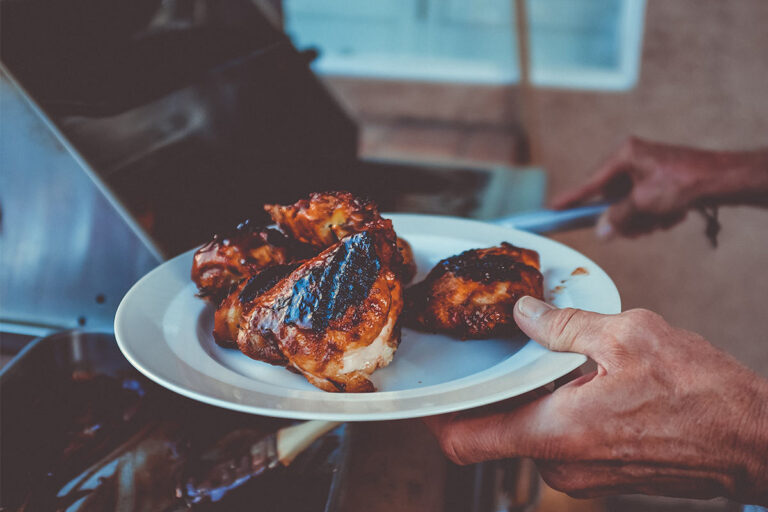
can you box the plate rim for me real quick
[115,213,619,421]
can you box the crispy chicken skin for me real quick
[405,243,543,339]
[191,220,313,304]
[237,226,404,392]
[265,191,381,249]
[212,280,247,349]
[266,191,416,283]
[213,263,301,349]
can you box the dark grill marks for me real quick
[239,263,301,304]
[284,232,381,333]
[434,250,528,283]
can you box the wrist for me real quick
[694,149,768,206]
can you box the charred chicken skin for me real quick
[213,263,301,349]
[191,220,314,304]
[237,225,404,392]
[405,243,543,339]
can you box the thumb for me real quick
[513,296,607,362]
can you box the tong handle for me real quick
[277,420,341,466]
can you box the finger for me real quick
[601,172,634,201]
[458,387,551,419]
[624,213,683,237]
[604,199,664,238]
[537,461,729,500]
[513,296,608,363]
[423,387,549,435]
[538,461,634,498]
[605,198,638,235]
[550,147,632,209]
[659,211,687,230]
[606,201,686,238]
[427,393,572,464]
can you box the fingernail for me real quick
[595,215,614,240]
[516,296,555,319]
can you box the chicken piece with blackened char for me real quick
[237,225,404,392]
[405,243,543,339]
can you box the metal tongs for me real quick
[495,201,721,248]
[182,420,341,505]
[491,201,610,233]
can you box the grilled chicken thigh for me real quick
[405,243,543,339]
[265,191,381,249]
[237,225,403,392]
[191,220,313,303]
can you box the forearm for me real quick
[694,148,768,207]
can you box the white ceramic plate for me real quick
[115,214,620,421]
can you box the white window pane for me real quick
[283,0,644,90]
[528,0,645,90]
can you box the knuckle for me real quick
[622,308,661,326]
[606,308,671,360]
[548,308,581,347]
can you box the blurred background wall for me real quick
[315,0,768,376]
